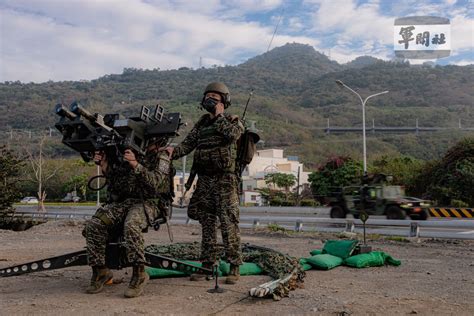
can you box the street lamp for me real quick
[335,80,388,174]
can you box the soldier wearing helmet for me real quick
[165,82,244,284]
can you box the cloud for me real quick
[451,59,474,66]
[310,0,394,45]
[0,0,314,82]
[450,14,474,53]
[304,0,472,64]
[287,17,305,32]
[225,0,283,12]
[0,0,471,82]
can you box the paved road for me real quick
[12,205,474,239]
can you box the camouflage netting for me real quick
[145,242,305,300]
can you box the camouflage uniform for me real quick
[84,151,171,266]
[173,113,244,265]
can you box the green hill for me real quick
[1,43,473,167]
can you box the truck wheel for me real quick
[410,210,429,221]
[386,206,406,220]
[330,206,346,218]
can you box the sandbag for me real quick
[146,268,188,278]
[309,249,323,256]
[146,261,223,279]
[344,251,402,268]
[305,254,344,270]
[299,258,313,271]
[146,260,201,278]
[219,261,263,276]
[322,240,358,259]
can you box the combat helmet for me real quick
[202,82,231,108]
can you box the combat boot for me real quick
[225,264,240,284]
[85,266,113,294]
[124,264,149,298]
[189,262,214,281]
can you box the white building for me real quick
[172,148,311,207]
[241,149,311,205]
[172,171,196,206]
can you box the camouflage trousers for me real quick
[189,173,242,265]
[83,199,159,266]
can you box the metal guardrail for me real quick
[5,211,474,240]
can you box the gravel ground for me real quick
[1,220,473,315]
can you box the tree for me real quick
[265,173,296,192]
[264,172,297,202]
[309,156,363,201]
[0,146,24,212]
[412,137,474,205]
[23,136,61,211]
[370,155,423,194]
[62,159,95,201]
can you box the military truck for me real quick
[324,176,430,220]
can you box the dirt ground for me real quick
[1,220,473,315]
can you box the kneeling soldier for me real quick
[83,138,171,298]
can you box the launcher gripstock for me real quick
[54,102,182,162]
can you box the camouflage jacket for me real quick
[172,113,244,174]
[105,151,171,203]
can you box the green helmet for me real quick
[203,82,231,108]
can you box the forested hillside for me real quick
[1,43,473,167]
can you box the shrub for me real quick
[300,199,318,207]
[451,199,468,208]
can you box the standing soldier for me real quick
[166,82,244,284]
[83,138,171,298]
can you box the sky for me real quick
[0,0,473,83]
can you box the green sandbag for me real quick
[146,268,188,278]
[146,260,201,278]
[344,251,402,268]
[305,254,344,270]
[309,249,323,256]
[322,239,358,259]
[219,261,263,276]
[299,258,313,271]
[147,261,221,279]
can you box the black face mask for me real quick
[202,97,220,113]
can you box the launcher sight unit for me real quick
[55,101,182,163]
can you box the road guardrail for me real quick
[5,211,474,240]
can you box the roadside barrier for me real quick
[429,208,473,218]
[5,211,474,240]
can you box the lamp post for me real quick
[335,80,388,175]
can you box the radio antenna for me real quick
[267,8,284,52]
